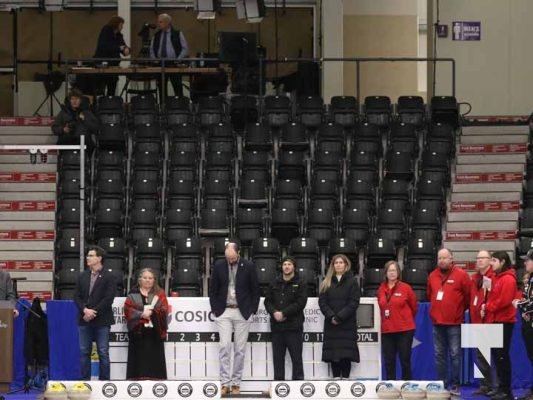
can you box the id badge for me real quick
[473,296,478,306]
[384,309,390,318]
[230,289,236,298]
[436,290,444,301]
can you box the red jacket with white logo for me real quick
[469,267,495,324]
[377,280,418,333]
[485,268,517,324]
[427,264,471,325]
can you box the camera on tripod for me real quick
[138,22,156,60]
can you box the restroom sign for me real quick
[452,21,481,41]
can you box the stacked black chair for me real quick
[252,237,281,295]
[329,96,358,129]
[397,95,425,127]
[170,237,203,296]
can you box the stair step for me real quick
[10,270,54,281]
[462,125,529,135]
[0,163,57,172]
[0,172,56,182]
[446,221,517,231]
[443,239,515,251]
[0,201,56,211]
[0,210,56,221]
[17,281,53,292]
[456,153,526,164]
[0,241,54,251]
[454,261,478,272]
[0,182,57,191]
[0,260,53,270]
[450,192,521,202]
[0,135,57,144]
[0,154,59,164]
[449,201,520,212]
[0,250,54,260]
[0,220,55,229]
[0,192,57,201]
[452,182,522,193]
[456,163,524,174]
[461,134,529,144]
[454,173,522,184]
[447,211,518,222]
[458,143,528,154]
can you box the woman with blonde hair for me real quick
[377,260,417,380]
[318,254,360,379]
[124,268,169,379]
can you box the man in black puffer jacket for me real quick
[264,256,308,380]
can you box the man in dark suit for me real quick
[74,245,116,380]
[209,242,260,396]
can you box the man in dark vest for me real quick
[150,13,189,98]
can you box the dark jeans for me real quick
[433,324,461,387]
[491,323,514,394]
[79,325,111,380]
[382,329,414,380]
[522,321,533,391]
[331,359,351,379]
[271,330,304,380]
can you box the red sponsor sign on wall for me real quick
[0,260,53,270]
[446,231,516,240]
[0,173,56,182]
[0,117,54,126]
[454,261,477,271]
[18,291,52,300]
[0,201,56,211]
[455,173,523,183]
[450,201,520,212]
[0,231,55,240]
[459,144,527,154]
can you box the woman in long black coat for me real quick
[319,254,360,379]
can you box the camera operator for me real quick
[93,16,131,96]
[52,89,98,153]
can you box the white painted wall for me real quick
[321,0,343,102]
[433,0,533,115]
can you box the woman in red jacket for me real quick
[481,251,517,400]
[377,260,418,380]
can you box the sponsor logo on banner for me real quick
[351,382,366,397]
[83,383,92,391]
[275,383,290,398]
[202,383,218,398]
[177,383,193,398]
[127,383,142,397]
[325,382,340,397]
[102,383,117,398]
[300,382,316,397]
[152,383,168,398]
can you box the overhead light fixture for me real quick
[194,0,219,20]
[236,0,265,23]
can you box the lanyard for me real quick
[385,282,398,305]
[439,266,455,289]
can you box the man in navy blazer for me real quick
[74,245,116,380]
[209,241,259,396]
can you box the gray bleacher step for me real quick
[455,163,524,174]
[0,211,55,221]
[443,240,516,252]
[446,221,517,231]
[0,221,55,230]
[0,164,57,172]
[452,182,522,193]
[0,250,54,260]
[0,182,56,191]
[0,192,57,201]
[456,153,526,164]
[0,126,53,136]
[0,241,54,251]
[460,134,528,144]
[462,125,529,135]
[447,211,518,222]
[10,271,53,281]
[0,135,57,144]
[450,192,521,202]
[452,250,516,263]
[17,281,53,292]
[0,155,58,164]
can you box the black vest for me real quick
[152,27,183,58]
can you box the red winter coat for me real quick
[469,267,495,324]
[377,280,417,333]
[427,264,471,325]
[485,268,517,324]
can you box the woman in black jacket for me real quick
[319,254,360,379]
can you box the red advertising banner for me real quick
[450,201,520,212]
[455,173,523,183]
[454,261,477,271]
[0,201,56,211]
[445,231,515,240]
[459,144,527,154]
[0,173,56,182]
[0,261,53,270]
[0,117,54,126]
[0,231,55,240]
[18,291,52,300]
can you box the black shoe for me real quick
[472,387,491,395]
[486,389,500,397]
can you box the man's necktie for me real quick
[161,31,168,58]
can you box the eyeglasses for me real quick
[476,257,490,260]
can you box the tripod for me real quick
[33,70,65,117]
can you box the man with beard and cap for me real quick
[427,248,471,396]
[264,256,308,381]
